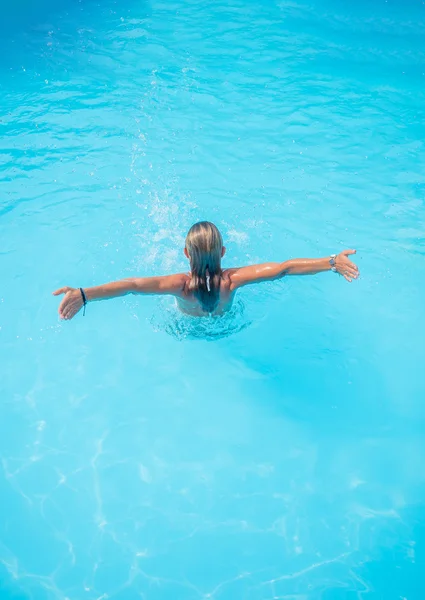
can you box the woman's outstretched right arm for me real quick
[53,274,187,320]
[228,250,359,290]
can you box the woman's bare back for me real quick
[176,270,236,316]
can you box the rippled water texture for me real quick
[1,0,425,598]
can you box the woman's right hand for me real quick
[52,286,83,320]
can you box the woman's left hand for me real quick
[335,250,359,282]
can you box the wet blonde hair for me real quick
[185,221,223,313]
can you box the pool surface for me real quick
[1,0,425,598]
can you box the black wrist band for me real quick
[79,288,87,316]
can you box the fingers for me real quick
[53,286,70,296]
[341,253,359,275]
[55,287,80,320]
[58,292,81,320]
[60,305,76,320]
[346,269,358,279]
[338,264,359,281]
[58,297,69,317]
[337,250,359,282]
[342,266,360,282]
[346,266,359,278]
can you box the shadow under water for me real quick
[150,297,252,341]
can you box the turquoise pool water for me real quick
[1,0,425,598]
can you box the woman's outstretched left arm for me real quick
[53,274,186,320]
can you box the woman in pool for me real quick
[54,221,359,320]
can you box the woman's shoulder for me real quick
[160,272,190,295]
[175,273,191,286]
[220,269,235,289]
[221,268,238,281]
